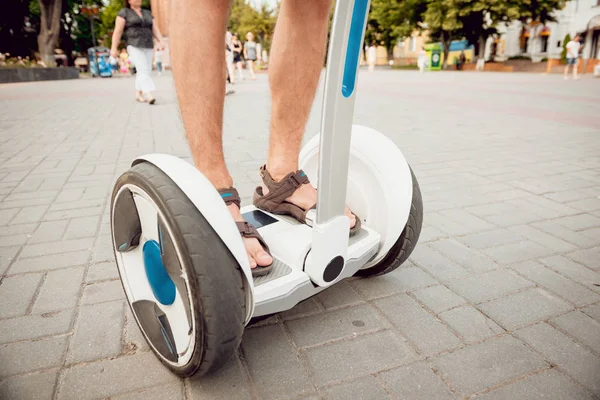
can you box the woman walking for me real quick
[232,34,245,80]
[244,32,257,80]
[110,0,165,104]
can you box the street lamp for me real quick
[81,4,100,76]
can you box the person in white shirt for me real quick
[564,35,582,80]
[367,41,377,72]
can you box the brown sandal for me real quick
[218,188,273,277]
[252,165,361,236]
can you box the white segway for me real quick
[110,0,423,378]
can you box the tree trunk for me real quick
[476,35,486,71]
[37,0,62,66]
[441,31,450,69]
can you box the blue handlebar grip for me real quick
[341,0,369,98]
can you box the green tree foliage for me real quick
[561,33,570,62]
[423,0,462,68]
[518,0,566,24]
[228,0,277,52]
[0,0,38,57]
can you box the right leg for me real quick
[247,60,256,79]
[170,0,271,268]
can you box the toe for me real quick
[246,250,257,269]
[252,248,273,267]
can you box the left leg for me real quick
[247,60,256,79]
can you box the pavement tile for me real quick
[0,273,43,318]
[9,251,90,274]
[19,238,94,258]
[478,288,572,329]
[315,279,364,310]
[0,309,74,345]
[0,369,58,400]
[378,361,456,399]
[32,267,85,313]
[0,336,68,379]
[474,369,595,400]
[0,245,20,275]
[550,311,600,355]
[539,255,600,294]
[80,279,125,305]
[412,284,467,314]
[241,323,312,399]
[409,245,469,282]
[516,322,600,395]
[28,220,69,244]
[553,214,600,231]
[531,220,599,248]
[446,269,533,303]
[85,260,119,283]
[429,239,499,273]
[456,229,522,249]
[280,297,323,320]
[582,303,600,323]
[187,358,252,400]
[432,335,547,396]
[480,240,554,264]
[303,330,418,387]
[349,267,437,299]
[9,205,49,225]
[566,247,600,271]
[57,352,178,400]
[112,383,184,400]
[439,305,504,343]
[286,303,390,348]
[0,223,37,237]
[507,225,578,253]
[375,294,461,356]
[566,197,600,212]
[511,261,600,306]
[63,216,100,239]
[322,375,390,400]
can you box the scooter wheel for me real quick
[355,166,423,277]
[110,162,245,377]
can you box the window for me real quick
[541,36,549,52]
[557,40,561,48]
[409,37,416,52]
[521,37,529,53]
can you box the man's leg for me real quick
[265,0,356,226]
[170,0,272,268]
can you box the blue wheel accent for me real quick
[143,240,176,305]
[342,0,369,98]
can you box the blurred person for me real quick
[459,50,466,70]
[119,48,130,74]
[417,47,427,73]
[155,44,163,75]
[110,0,165,104]
[367,41,376,72]
[244,32,258,80]
[225,31,235,84]
[170,0,359,274]
[232,35,245,80]
[564,35,582,80]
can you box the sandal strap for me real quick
[235,221,271,254]
[257,165,309,209]
[217,187,241,208]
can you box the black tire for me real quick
[355,166,423,277]
[111,162,246,377]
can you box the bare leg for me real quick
[170,0,271,268]
[564,65,569,79]
[247,60,256,79]
[573,62,579,79]
[264,0,355,227]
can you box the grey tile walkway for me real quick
[1,69,599,399]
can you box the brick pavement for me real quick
[0,70,599,400]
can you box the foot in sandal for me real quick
[253,165,360,235]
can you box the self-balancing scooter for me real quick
[110,0,423,377]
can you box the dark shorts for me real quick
[233,53,242,63]
[566,58,578,65]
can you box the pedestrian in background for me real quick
[232,34,245,80]
[417,47,427,73]
[244,32,258,80]
[367,41,377,72]
[110,0,165,104]
[225,31,235,84]
[154,44,163,76]
[564,35,582,80]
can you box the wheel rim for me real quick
[112,184,196,367]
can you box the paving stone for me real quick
[506,225,577,253]
[439,305,504,343]
[0,245,20,275]
[9,251,90,274]
[63,216,100,239]
[9,205,49,225]
[0,369,58,400]
[418,225,447,243]
[349,267,437,299]
[409,245,469,282]
[446,269,533,303]
[512,261,600,307]
[566,247,600,271]
[551,311,600,354]
[303,330,418,387]
[32,267,85,313]
[429,239,498,273]
[0,223,37,237]
[378,361,456,400]
[516,322,600,395]
[187,358,252,400]
[44,207,104,221]
[539,255,600,293]
[67,300,124,364]
[241,323,312,399]
[479,288,572,330]
[0,208,19,225]
[412,285,467,314]
[280,297,323,321]
[28,220,69,244]
[315,280,364,310]
[80,279,125,305]
[57,352,178,400]
[0,273,43,318]
[480,240,554,264]
[531,220,598,248]
[437,209,497,232]
[286,303,390,348]
[456,229,522,249]
[474,369,595,400]
[322,375,390,400]
[85,260,119,283]
[553,214,600,231]
[432,335,547,396]
[112,383,184,400]
[0,309,74,345]
[0,336,68,378]
[566,197,600,212]
[375,294,461,356]
[582,303,600,323]
[19,238,94,258]
[90,235,115,263]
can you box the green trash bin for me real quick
[424,43,442,71]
